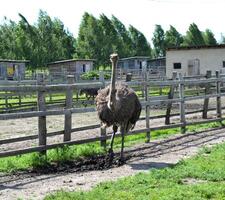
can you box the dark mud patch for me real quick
[1,153,131,182]
[31,154,131,174]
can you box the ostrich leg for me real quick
[108,125,118,157]
[120,124,125,161]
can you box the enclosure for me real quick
[0,69,225,159]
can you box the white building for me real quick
[166,45,225,77]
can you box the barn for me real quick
[166,45,225,77]
[47,59,95,78]
[118,56,166,75]
[0,59,29,80]
[148,57,166,75]
[118,56,150,70]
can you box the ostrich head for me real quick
[110,53,118,64]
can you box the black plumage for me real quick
[95,53,142,161]
[96,83,141,132]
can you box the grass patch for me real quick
[0,143,104,173]
[0,121,223,173]
[45,142,225,200]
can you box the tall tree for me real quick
[165,25,183,48]
[36,10,75,67]
[203,29,217,45]
[152,24,165,57]
[111,15,133,57]
[0,18,18,59]
[222,35,225,44]
[98,14,120,66]
[76,12,103,67]
[16,14,40,68]
[183,23,205,46]
[0,11,75,69]
[129,25,151,56]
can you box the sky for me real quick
[0,0,225,43]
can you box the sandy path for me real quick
[1,126,225,200]
[0,97,225,199]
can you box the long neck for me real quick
[108,60,117,110]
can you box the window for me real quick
[82,64,86,72]
[223,61,225,68]
[139,61,142,70]
[173,63,181,69]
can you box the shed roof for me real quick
[0,59,30,63]
[48,59,95,65]
[119,56,151,61]
[167,44,225,51]
[148,57,166,61]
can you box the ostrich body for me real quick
[95,54,142,160]
[80,88,99,100]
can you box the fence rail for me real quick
[0,70,225,158]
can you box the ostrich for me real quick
[80,88,99,100]
[95,53,142,161]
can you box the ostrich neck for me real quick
[108,60,117,110]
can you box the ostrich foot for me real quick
[108,148,115,158]
[117,156,125,166]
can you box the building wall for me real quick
[166,48,225,77]
[48,61,94,76]
[75,61,93,73]
[119,59,148,70]
[0,62,25,80]
[48,62,76,74]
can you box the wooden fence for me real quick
[0,70,166,113]
[0,70,225,158]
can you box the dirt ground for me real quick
[0,98,222,152]
[0,98,225,200]
[0,126,225,200]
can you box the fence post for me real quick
[99,71,106,148]
[74,73,79,101]
[165,72,177,125]
[141,72,145,97]
[202,70,212,119]
[64,75,74,142]
[144,73,150,142]
[120,68,123,80]
[178,73,186,134]
[18,76,22,106]
[48,74,53,102]
[37,73,47,154]
[159,76,163,96]
[100,123,107,148]
[99,71,105,88]
[5,91,8,111]
[216,70,222,120]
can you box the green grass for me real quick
[45,142,225,200]
[0,121,223,173]
[0,143,104,173]
[0,85,172,110]
[0,92,89,110]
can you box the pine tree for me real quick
[129,25,151,57]
[183,23,205,46]
[152,24,165,57]
[203,29,217,45]
[165,25,183,48]
[111,15,133,57]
